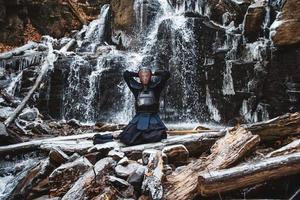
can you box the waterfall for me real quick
[79,4,111,53]
[34,0,284,124]
[62,55,90,121]
[48,0,217,123]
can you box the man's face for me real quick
[138,70,151,85]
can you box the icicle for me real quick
[222,61,235,95]
[206,84,221,122]
[240,99,269,123]
[5,72,23,96]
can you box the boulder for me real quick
[118,156,129,166]
[270,0,300,46]
[127,165,147,192]
[49,147,70,166]
[18,107,39,121]
[115,161,142,178]
[84,152,102,165]
[49,157,92,197]
[108,175,130,188]
[108,149,125,161]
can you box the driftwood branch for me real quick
[198,152,300,196]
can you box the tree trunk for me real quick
[244,112,300,140]
[66,0,87,25]
[198,152,300,196]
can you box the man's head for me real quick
[138,67,152,85]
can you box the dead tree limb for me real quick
[66,0,87,25]
[198,152,300,196]
[121,131,225,159]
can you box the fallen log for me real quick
[2,51,46,71]
[49,156,92,197]
[164,127,260,200]
[244,112,300,140]
[9,158,55,199]
[142,150,164,200]
[198,152,300,196]
[0,42,38,60]
[266,138,300,158]
[0,131,120,156]
[0,130,224,159]
[121,131,225,159]
[166,129,219,136]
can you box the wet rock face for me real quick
[270,0,300,46]
[243,0,267,42]
[111,0,135,33]
[0,0,109,46]
[267,45,300,116]
[154,16,226,122]
[38,52,126,122]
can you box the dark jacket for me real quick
[123,69,171,113]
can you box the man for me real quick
[117,66,171,146]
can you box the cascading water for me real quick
[57,0,206,123]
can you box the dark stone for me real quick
[108,175,130,189]
[127,165,146,192]
[18,108,39,121]
[49,147,69,166]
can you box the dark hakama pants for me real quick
[117,112,168,146]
